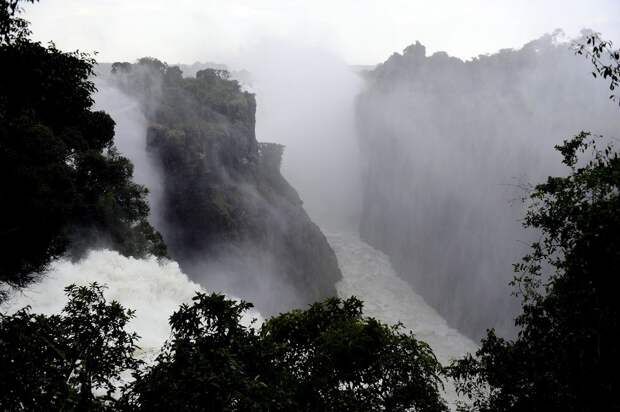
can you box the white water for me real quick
[1,250,262,355]
[329,232,477,362]
[328,232,477,407]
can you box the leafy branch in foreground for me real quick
[575,31,620,105]
[0,283,141,411]
[447,33,620,411]
[448,133,620,412]
[130,294,448,411]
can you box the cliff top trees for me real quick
[448,35,620,412]
[0,0,166,295]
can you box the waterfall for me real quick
[1,250,262,355]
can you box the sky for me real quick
[23,0,620,65]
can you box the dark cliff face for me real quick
[356,35,620,339]
[110,60,341,314]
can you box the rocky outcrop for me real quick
[110,60,341,314]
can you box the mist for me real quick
[232,41,364,232]
[356,33,620,338]
[90,32,620,341]
[5,0,620,408]
[93,77,165,232]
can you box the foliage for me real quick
[127,294,447,411]
[0,283,141,411]
[127,293,278,411]
[448,36,620,412]
[0,0,36,44]
[110,60,260,256]
[2,290,448,411]
[260,297,448,411]
[575,32,620,105]
[0,1,166,294]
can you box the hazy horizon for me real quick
[23,0,620,65]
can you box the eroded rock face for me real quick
[356,34,620,339]
[108,60,341,314]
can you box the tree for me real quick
[576,32,620,106]
[448,35,620,412]
[2,287,446,410]
[261,297,448,412]
[0,0,36,44]
[128,294,448,411]
[126,293,276,411]
[0,0,166,295]
[0,283,141,411]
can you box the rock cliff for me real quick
[356,35,620,338]
[109,60,341,314]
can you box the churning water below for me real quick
[0,251,262,355]
[327,232,477,407]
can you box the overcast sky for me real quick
[23,0,620,65]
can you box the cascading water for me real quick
[0,251,262,355]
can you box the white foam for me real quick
[1,250,262,354]
[328,232,477,408]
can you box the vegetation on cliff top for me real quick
[108,57,341,313]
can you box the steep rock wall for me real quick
[108,61,341,314]
[356,35,620,338]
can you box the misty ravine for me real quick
[3,37,614,363]
[3,1,620,407]
[3,45,480,408]
[357,36,620,339]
